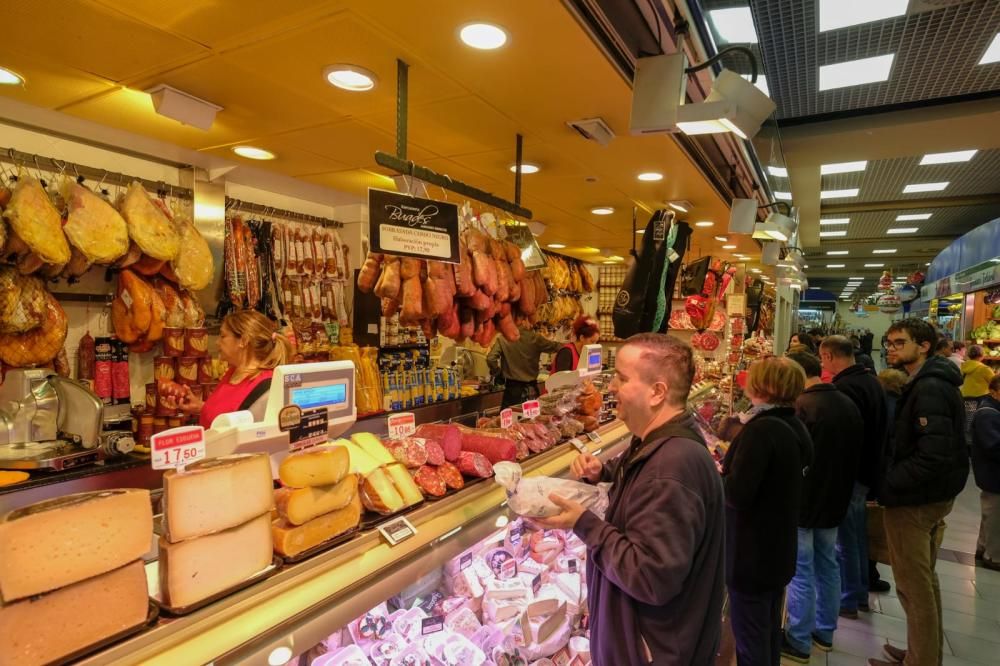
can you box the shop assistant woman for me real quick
[550,315,601,373]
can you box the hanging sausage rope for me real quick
[224,197,343,228]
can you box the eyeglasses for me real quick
[886,338,912,350]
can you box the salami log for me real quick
[414,423,462,461]
[457,429,516,464]
[456,451,493,478]
[385,438,428,468]
[413,465,447,497]
[423,439,445,466]
[437,462,464,490]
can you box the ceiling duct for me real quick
[566,117,616,146]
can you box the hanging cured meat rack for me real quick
[224,197,343,228]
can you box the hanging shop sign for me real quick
[504,224,547,270]
[369,188,460,263]
[921,259,1000,301]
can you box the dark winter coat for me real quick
[833,363,888,492]
[722,407,813,593]
[575,411,725,666]
[880,355,969,507]
[795,384,864,527]
[971,395,1000,494]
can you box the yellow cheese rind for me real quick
[158,513,272,608]
[0,489,152,601]
[0,560,148,666]
[275,474,358,526]
[341,440,381,476]
[272,492,362,557]
[278,444,350,488]
[360,467,405,514]
[386,463,423,507]
[350,431,395,465]
[163,453,273,543]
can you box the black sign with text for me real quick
[369,188,460,263]
[288,407,328,451]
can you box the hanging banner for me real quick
[369,188,460,263]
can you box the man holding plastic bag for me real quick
[535,333,725,665]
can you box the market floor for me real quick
[777,475,1000,666]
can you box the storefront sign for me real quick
[378,515,417,546]
[922,261,1000,301]
[288,407,328,451]
[387,412,416,439]
[369,188,460,263]
[522,400,540,419]
[151,425,206,470]
[500,408,514,429]
[504,224,547,270]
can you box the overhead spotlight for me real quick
[750,203,795,242]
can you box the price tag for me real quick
[460,552,473,570]
[421,615,445,635]
[151,426,205,471]
[509,519,523,546]
[378,516,418,546]
[586,431,602,443]
[500,408,514,429]
[387,412,416,439]
[569,438,586,452]
[522,400,540,419]
[532,573,542,595]
[568,559,578,573]
[289,407,328,451]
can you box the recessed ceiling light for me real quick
[873,249,897,254]
[635,229,645,234]
[547,243,566,249]
[979,33,1000,65]
[768,166,788,178]
[590,207,614,215]
[459,23,509,50]
[232,146,276,160]
[819,54,894,91]
[827,264,845,268]
[715,236,728,242]
[695,221,714,227]
[925,262,931,266]
[0,67,24,86]
[751,268,762,273]
[826,250,848,255]
[803,264,809,268]
[819,0,908,32]
[819,219,850,226]
[820,188,860,199]
[667,200,692,213]
[509,163,540,174]
[903,182,949,193]
[722,244,737,249]
[887,227,919,234]
[896,213,932,221]
[323,64,378,91]
[920,150,977,165]
[864,263,884,268]
[821,161,867,175]
[637,172,663,181]
[775,191,792,200]
[820,230,847,237]
[708,7,758,44]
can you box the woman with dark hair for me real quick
[788,332,817,354]
[551,315,601,373]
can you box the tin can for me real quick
[152,416,168,435]
[184,327,209,357]
[145,383,157,412]
[154,356,175,382]
[176,357,199,385]
[163,328,185,357]
[138,414,154,444]
[197,357,214,384]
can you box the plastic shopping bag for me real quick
[493,462,610,519]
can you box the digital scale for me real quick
[205,361,357,474]
[544,344,603,392]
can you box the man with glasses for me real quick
[869,319,969,666]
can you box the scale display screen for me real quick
[290,383,347,410]
[588,350,602,369]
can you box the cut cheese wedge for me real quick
[350,431,395,465]
[360,467,405,514]
[278,444,350,488]
[0,560,148,666]
[386,463,423,507]
[272,491,362,558]
[158,513,272,608]
[341,440,381,476]
[163,453,273,543]
[0,488,152,601]
[275,474,358,526]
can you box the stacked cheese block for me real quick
[345,432,423,514]
[0,489,152,666]
[159,454,274,608]
[272,444,362,558]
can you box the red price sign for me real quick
[387,412,416,439]
[500,408,514,429]
[522,400,540,419]
[151,425,205,471]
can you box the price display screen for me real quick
[291,382,347,410]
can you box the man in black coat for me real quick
[869,319,969,666]
[972,374,1000,570]
[819,335,888,616]
[781,353,864,662]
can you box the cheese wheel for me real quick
[360,467,405,514]
[163,454,273,543]
[158,513,272,608]
[272,491,362,558]
[350,431,395,465]
[386,463,423,507]
[0,489,152,601]
[341,440,381,476]
[278,444,350,488]
[275,474,358,526]
[0,560,148,666]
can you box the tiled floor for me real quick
[781,475,1000,665]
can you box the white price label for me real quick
[151,426,205,471]
[586,431,602,443]
[522,400,540,419]
[500,408,514,429]
[379,516,418,546]
[387,412,416,439]
[569,438,586,452]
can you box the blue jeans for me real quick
[786,527,840,653]
[837,482,870,611]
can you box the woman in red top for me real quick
[177,310,293,428]
[551,315,600,373]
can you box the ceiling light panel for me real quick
[864,263,884,268]
[920,150,977,165]
[510,163,540,174]
[827,264,845,268]
[459,23,508,50]
[709,7,759,44]
[0,67,23,85]
[590,207,614,215]
[826,250,848,255]
[324,64,378,91]
[819,54,895,91]
[695,221,714,227]
[819,0,908,32]
[903,182,949,193]
[820,160,867,175]
[887,227,919,234]
[896,213,932,221]
[872,249,897,254]
[768,166,788,178]
[820,230,847,237]
[637,172,663,181]
[820,189,859,199]
[980,33,1000,65]
[820,218,850,225]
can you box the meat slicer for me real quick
[0,369,114,470]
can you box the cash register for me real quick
[544,343,603,391]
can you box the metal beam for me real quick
[396,59,409,160]
[514,133,523,206]
[822,194,1000,214]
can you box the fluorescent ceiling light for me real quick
[722,244,737,249]
[547,243,566,249]
[887,227,919,234]
[827,264,845,268]
[819,54,894,91]
[637,171,663,181]
[920,150,977,165]
[903,182,949,193]
[715,236,728,242]
[774,191,792,200]
[896,213,931,221]
[864,263,884,268]
[821,160,867,175]
[849,277,865,281]
[510,163,540,174]
[820,188,860,199]
[232,146,276,160]
[695,221,714,227]
[0,67,23,85]
[459,23,508,50]
[708,7,758,44]
[826,250,848,255]
[324,64,378,91]
[979,33,1000,65]
[819,0,908,32]
[590,207,614,215]
[768,166,788,178]
[873,249,897,254]
[820,218,850,225]
[820,230,847,237]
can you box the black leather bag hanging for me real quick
[613,210,667,339]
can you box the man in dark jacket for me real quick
[781,352,863,662]
[538,333,724,665]
[971,374,1000,570]
[821,335,889,615]
[869,319,969,666]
